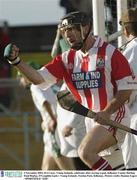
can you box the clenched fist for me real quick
[4,44,21,65]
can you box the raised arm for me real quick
[4,44,45,85]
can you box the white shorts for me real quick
[43,129,60,154]
[57,105,86,157]
[85,104,131,156]
[121,101,137,169]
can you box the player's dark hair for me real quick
[61,11,92,26]
[124,22,137,36]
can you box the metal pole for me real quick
[92,0,106,40]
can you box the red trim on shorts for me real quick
[108,105,125,137]
[91,157,112,170]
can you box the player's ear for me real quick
[84,23,92,34]
[124,26,130,37]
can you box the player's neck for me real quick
[81,35,95,54]
[127,34,136,41]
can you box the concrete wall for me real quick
[9,24,57,52]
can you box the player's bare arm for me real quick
[43,101,57,133]
[4,44,44,85]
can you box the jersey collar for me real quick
[93,36,104,48]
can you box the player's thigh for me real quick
[42,150,60,170]
[79,124,117,154]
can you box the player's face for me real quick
[61,24,84,49]
[119,22,129,40]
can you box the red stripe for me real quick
[68,49,75,74]
[92,157,106,170]
[103,164,113,170]
[81,55,92,109]
[108,107,122,132]
[64,49,82,103]
[96,42,108,110]
[108,107,123,133]
[99,162,112,170]
[92,157,112,170]
[116,105,125,124]
[98,161,108,170]
[111,72,117,96]
[113,106,125,136]
[108,105,125,135]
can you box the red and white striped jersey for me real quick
[38,37,136,112]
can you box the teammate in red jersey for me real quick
[4,11,137,170]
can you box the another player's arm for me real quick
[51,27,61,58]
[43,101,57,133]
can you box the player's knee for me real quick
[78,144,89,162]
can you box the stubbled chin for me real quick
[68,41,74,46]
[71,43,82,50]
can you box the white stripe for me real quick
[109,105,125,134]
[88,49,97,71]
[88,48,100,111]
[73,52,88,107]
[62,50,70,66]
[105,44,116,104]
[73,51,81,72]
[101,162,110,170]
[117,76,137,90]
[115,106,124,124]
[91,88,100,112]
[38,68,57,90]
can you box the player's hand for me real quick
[94,111,111,125]
[62,126,73,137]
[4,43,21,66]
[41,121,47,131]
[4,44,19,61]
[48,120,57,134]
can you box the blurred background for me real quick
[0,0,136,170]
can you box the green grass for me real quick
[20,52,52,65]
[12,52,52,77]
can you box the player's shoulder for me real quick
[30,84,41,91]
[61,49,75,63]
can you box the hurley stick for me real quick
[57,89,137,136]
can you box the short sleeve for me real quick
[37,55,65,90]
[111,49,137,90]
[45,54,65,80]
[111,49,132,80]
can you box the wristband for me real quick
[7,57,21,66]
